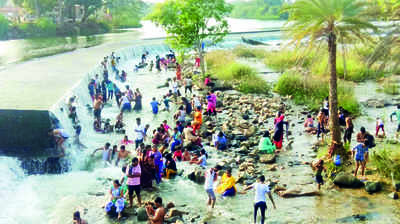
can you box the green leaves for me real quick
[148,0,232,50]
[284,0,375,45]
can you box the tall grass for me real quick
[264,46,384,82]
[206,50,270,94]
[274,71,360,114]
[232,45,267,59]
[371,144,400,180]
[382,78,400,95]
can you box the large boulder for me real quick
[365,182,383,194]
[259,154,276,164]
[187,167,205,184]
[333,173,364,188]
[137,207,148,221]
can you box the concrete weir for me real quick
[0,109,65,174]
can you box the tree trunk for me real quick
[341,42,347,80]
[328,31,344,157]
[198,41,206,75]
[58,0,64,25]
[34,0,40,18]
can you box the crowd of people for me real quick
[68,47,400,224]
[66,50,282,223]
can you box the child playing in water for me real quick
[375,117,385,137]
[150,97,160,115]
[313,159,326,190]
[163,95,170,112]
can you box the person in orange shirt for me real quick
[193,106,203,134]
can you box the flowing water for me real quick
[1,19,399,224]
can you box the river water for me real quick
[1,18,399,224]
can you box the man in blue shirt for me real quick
[390,105,400,138]
[352,141,369,177]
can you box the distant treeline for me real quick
[230,0,288,20]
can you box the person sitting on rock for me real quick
[304,114,316,134]
[183,124,202,149]
[105,180,125,220]
[164,153,177,179]
[216,168,236,197]
[214,131,227,150]
[258,131,276,154]
[146,197,165,224]
[170,127,182,152]
[115,112,124,132]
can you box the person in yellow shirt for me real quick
[193,106,203,134]
[216,168,236,197]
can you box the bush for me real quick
[0,14,9,40]
[35,17,57,36]
[111,14,142,28]
[238,76,270,94]
[232,45,267,59]
[79,19,111,36]
[274,71,360,114]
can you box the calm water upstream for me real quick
[0,18,399,224]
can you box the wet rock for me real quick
[259,154,276,164]
[187,168,205,184]
[137,207,148,221]
[386,139,399,145]
[278,186,320,198]
[365,182,383,194]
[333,173,364,188]
[87,192,105,196]
[388,192,399,200]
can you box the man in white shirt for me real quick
[134,118,146,149]
[242,175,276,224]
[204,165,222,209]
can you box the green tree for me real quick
[0,14,9,39]
[148,0,232,75]
[74,0,103,23]
[105,0,145,28]
[284,0,376,156]
[13,0,57,17]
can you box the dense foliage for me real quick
[230,0,288,20]
[149,0,232,74]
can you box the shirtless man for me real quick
[93,95,103,122]
[146,197,165,224]
[116,145,131,166]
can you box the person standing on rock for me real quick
[204,165,222,209]
[352,140,369,177]
[126,157,142,208]
[273,112,288,149]
[316,110,327,143]
[206,90,217,117]
[241,175,276,224]
[184,76,193,95]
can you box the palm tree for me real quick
[284,0,376,156]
